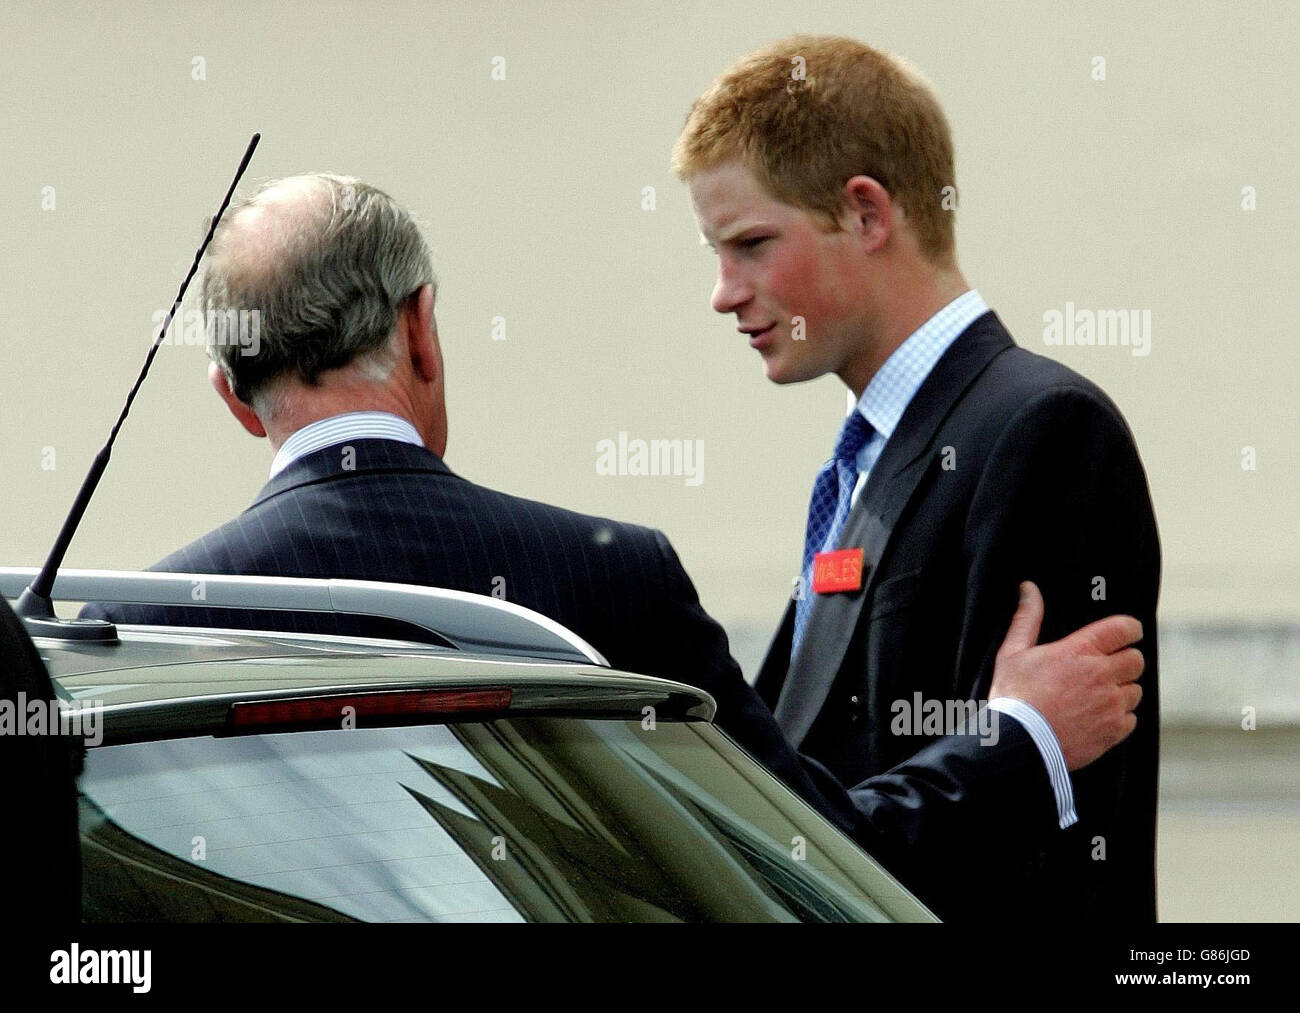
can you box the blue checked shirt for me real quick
[849,289,988,506]
[838,289,1076,829]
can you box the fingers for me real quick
[1121,681,1143,713]
[1070,613,1143,657]
[1113,646,1145,684]
[997,581,1044,658]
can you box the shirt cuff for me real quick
[987,697,1077,830]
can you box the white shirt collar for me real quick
[269,411,424,478]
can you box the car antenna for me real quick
[14,133,261,640]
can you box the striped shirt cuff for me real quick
[988,697,1078,829]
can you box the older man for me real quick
[84,173,1145,898]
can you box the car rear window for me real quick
[78,716,928,922]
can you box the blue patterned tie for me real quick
[791,410,874,658]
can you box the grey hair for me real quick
[202,173,435,414]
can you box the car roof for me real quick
[0,567,611,664]
[5,569,719,744]
[33,624,717,745]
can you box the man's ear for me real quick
[405,283,440,384]
[208,361,267,438]
[839,175,893,254]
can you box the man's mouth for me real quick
[742,324,776,348]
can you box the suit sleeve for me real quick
[955,383,1161,918]
[639,530,1060,884]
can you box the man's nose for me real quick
[710,263,752,315]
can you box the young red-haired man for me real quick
[676,35,1160,921]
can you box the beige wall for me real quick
[1,0,1296,640]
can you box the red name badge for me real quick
[812,548,865,594]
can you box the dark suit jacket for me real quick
[81,437,1069,902]
[756,311,1161,922]
[1,594,82,923]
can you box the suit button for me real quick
[848,695,861,722]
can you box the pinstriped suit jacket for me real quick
[84,437,1060,893]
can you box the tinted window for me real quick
[79,717,929,922]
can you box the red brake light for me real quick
[229,688,513,729]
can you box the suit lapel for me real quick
[772,313,1015,746]
[250,438,457,508]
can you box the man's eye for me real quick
[740,237,769,249]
